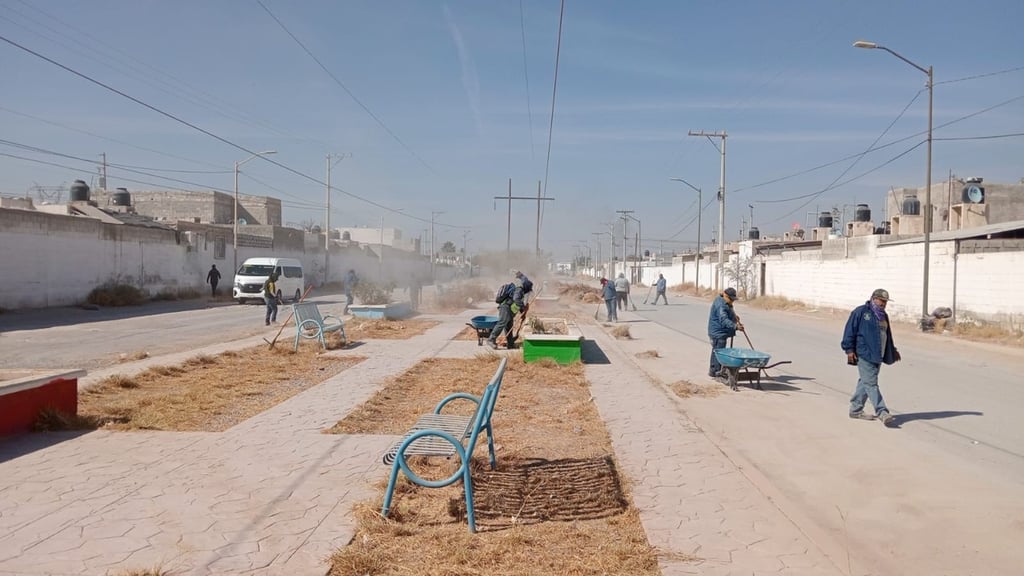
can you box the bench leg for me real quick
[293,330,300,352]
[483,423,497,470]
[381,462,402,519]
[463,465,477,533]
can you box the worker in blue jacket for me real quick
[842,288,901,427]
[707,287,743,378]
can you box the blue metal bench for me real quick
[292,302,345,351]
[381,357,508,533]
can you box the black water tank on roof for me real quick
[854,204,871,222]
[69,179,90,202]
[818,212,833,228]
[112,187,131,206]
[902,195,921,215]
[748,227,760,240]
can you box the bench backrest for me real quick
[462,357,508,452]
[292,302,324,325]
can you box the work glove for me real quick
[510,303,520,315]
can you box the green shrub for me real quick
[87,283,146,307]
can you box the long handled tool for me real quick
[629,293,638,311]
[642,285,654,304]
[264,284,315,349]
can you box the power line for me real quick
[0,105,228,170]
[0,33,459,227]
[540,0,566,230]
[5,0,340,152]
[733,92,1024,194]
[763,140,926,226]
[934,132,1024,141]
[756,89,922,204]
[935,65,1024,85]
[255,0,437,175]
[519,0,535,167]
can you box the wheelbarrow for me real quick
[714,347,792,391]
[466,315,500,346]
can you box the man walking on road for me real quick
[653,273,668,305]
[707,287,743,378]
[842,288,901,427]
[206,265,221,297]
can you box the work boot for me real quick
[485,340,497,350]
[879,411,897,427]
[849,411,876,421]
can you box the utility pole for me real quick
[615,210,634,278]
[430,211,443,284]
[493,179,554,256]
[325,153,350,284]
[462,230,470,266]
[689,130,727,290]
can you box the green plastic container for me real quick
[522,338,582,365]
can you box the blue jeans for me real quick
[709,336,729,376]
[264,296,278,324]
[344,291,353,313]
[850,359,888,416]
[605,299,617,321]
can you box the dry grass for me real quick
[344,318,440,341]
[669,282,716,298]
[327,354,666,574]
[745,294,810,311]
[65,346,364,432]
[610,325,632,340]
[670,380,723,398]
[111,567,170,576]
[528,317,568,335]
[952,320,1024,347]
[87,282,146,307]
[635,349,660,359]
[556,282,603,304]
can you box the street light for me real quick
[855,39,933,320]
[592,231,610,276]
[671,178,703,294]
[233,150,277,275]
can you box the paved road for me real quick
[0,294,349,371]
[612,292,1024,575]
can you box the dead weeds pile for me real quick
[635,349,660,359]
[670,380,722,398]
[610,325,632,339]
[745,294,810,311]
[344,318,440,341]
[952,321,1024,348]
[425,282,493,312]
[327,354,661,575]
[556,281,602,303]
[63,346,363,432]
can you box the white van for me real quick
[233,257,304,304]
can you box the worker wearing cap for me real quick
[842,288,902,427]
[707,287,743,378]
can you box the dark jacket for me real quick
[707,295,739,339]
[842,301,898,364]
[499,279,525,309]
[206,268,221,283]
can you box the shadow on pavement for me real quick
[580,340,610,364]
[0,431,93,464]
[891,410,983,426]
[758,381,805,392]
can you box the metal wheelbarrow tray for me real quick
[467,315,500,346]
[714,347,791,391]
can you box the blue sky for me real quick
[1,0,1022,258]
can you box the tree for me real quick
[441,241,456,253]
[721,255,755,299]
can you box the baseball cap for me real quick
[724,287,738,300]
[871,288,891,301]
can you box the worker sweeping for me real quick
[487,269,526,350]
[707,287,743,379]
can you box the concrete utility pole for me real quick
[688,130,727,290]
[325,153,350,284]
[615,210,634,278]
[430,211,444,284]
[99,153,107,190]
[494,179,555,256]
[233,150,276,277]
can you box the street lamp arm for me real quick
[853,40,929,76]
[670,177,701,194]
